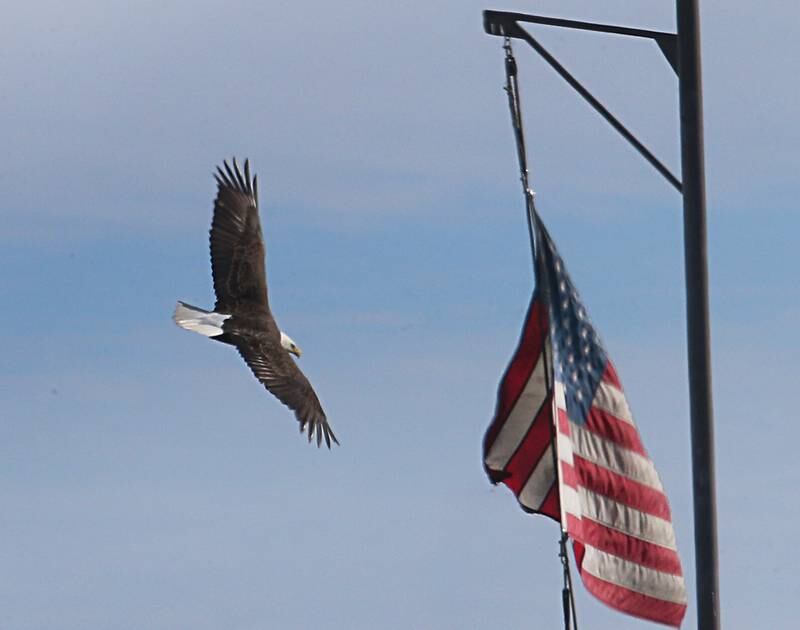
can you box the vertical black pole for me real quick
[676,2,720,629]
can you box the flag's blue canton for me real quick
[536,217,608,426]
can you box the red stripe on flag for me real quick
[577,455,671,519]
[560,460,578,490]
[570,516,682,575]
[536,483,560,520]
[502,396,554,495]
[563,458,672,520]
[584,407,647,456]
[579,564,687,627]
[490,297,547,427]
[557,407,570,436]
[601,362,622,389]
[564,512,584,540]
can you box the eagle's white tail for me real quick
[173,301,230,337]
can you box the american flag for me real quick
[483,211,687,626]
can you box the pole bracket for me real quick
[483,10,682,192]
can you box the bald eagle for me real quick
[173,159,338,448]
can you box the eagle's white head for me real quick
[280,331,302,358]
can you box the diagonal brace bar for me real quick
[484,11,682,193]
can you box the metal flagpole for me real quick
[675,2,720,629]
[483,7,721,626]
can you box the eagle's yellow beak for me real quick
[290,345,302,358]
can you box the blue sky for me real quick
[2,1,797,628]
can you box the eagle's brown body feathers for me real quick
[175,159,338,448]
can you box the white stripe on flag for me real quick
[518,444,556,509]
[568,423,664,491]
[554,383,574,468]
[559,484,582,520]
[580,546,688,605]
[592,381,634,425]
[575,488,678,550]
[556,429,575,466]
[485,354,548,470]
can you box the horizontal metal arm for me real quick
[483,11,678,74]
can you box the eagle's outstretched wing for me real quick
[236,338,339,448]
[210,159,269,314]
